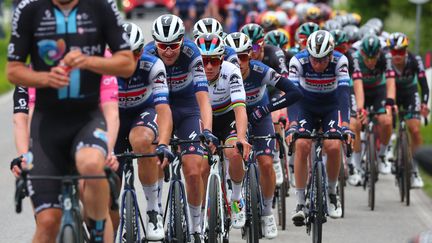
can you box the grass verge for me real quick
[0,26,12,94]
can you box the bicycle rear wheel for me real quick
[245,164,260,243]
[170,181,187,243]
[367,132,376,211]
[401,132,411,206]
[311,162,324,243]
[338,158,345,218]
[396,137,405,203]
[207,175,222,243]
[277,158,287,230]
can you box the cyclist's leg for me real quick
[373,88,393,157]
[176,114,205,235]
[129,108,159,212]
[74,110,111,242]
[29,111,73,241]
[349,89,362,173]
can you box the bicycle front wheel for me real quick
[338,152,346,218]
[277,158,287,230]
[208,175,222,243]
[245,164,260,243]
[401,132,411,206]
[170,181,187,243]
[367,133,376,211]
[311,162,324,243]
[123,190,138,242]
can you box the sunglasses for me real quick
[252,40,264,52]
[156,40,182,51]
[310,55,330,63]
[238,53,250,62]
[390,49,407,56]
[202,56,223,66]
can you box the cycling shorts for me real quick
[28,110,108,214]
[364,85,386,113]
[297,107,342,134]
[172,106,204,156]
[249,114,275,157]
[213,110,238,143]
[350,87,358,118]
[397,91,421,120]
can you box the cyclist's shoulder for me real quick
[181,39,202,60]
[221,61,240,76]
[144,41,157,55]
[293,50,310,64]
[250,59,270,76]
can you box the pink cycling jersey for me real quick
[28,50,118,108]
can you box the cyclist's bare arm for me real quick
[155,104,173,146]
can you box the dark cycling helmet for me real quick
[295,22,320,43]
[330,29,348,46]
[195,33,225,56]
[264,30,289,49]
[193,18,224,40]
[315,3,332,21]
[240,23,265,43]
[387,32,409,50]
[305,6,321,22]
[322,19,342,31]
[343,25,360,43]
[360,34,381,57]
[307,30,334,58]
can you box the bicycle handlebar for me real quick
[288,132,352,158]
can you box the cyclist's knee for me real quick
[182,155,203,183]
[129,127,154,150]
[35,209,61,236]
[379,114,392,128]
[76,148,105,174]
[323,140,341,156]
[257,155,273,175]
[295,139,312,155]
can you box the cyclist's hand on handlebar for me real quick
[237,138,251,160]
[105,153,119,172]
[201,129,219,153]
[156,144,174,169]
[341,126,354,147]
[357,108,367,125]
[285,125,298,145]
[10,156,28,178]
[421,103,430,118]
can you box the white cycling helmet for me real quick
[224,32,252,53]
[195,33,225,56]
[307,30,334,58]
[152,14,185,43]
[122,22,145,52]
[193,18,224,40]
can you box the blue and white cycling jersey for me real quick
[117,54,169,112]
[288,50,351,122]
[144,39,209,107]
[243,60,281,109]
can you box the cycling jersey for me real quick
[352,51,395,90]
[263,45,289,77]
[224,46,240,67]
[117,54,169,111]
[288,50,351,123]
[8,0,130,113]
[208,61,246,116]
[144,39,208,107]
[393,52,429,104]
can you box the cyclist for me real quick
[111,22,174,240]
[241,23,289,186]
[144,14,217,242]
[225,32,303,238]
[192,17,239,67]
[387,32,430,188]
[330,29,363,186]
[195,33,251,229]
[352,34,396,174]
[287,30,353,222]
[6,0,135,242]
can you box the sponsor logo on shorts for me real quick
[93,128,108,143]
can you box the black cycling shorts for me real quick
[213,110,238,143]
[350,87,357,118]
[397,91,421,120]
[28,109,108,214]
[364,85,387,113]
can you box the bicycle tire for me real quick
[124,190,138,243]
[59,225,77,243]
[338,151,345,218]
[208,175,222,243]
[312,162,324,243]
[396,137,405,203]
[367,132,376,211]
[171,181,186,243]
[245,164,260,243]
[401,132,411,206]
[277,157,287,230]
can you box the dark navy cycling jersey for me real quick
[352,51,395,90]
[393,52,429,104]
[288,50,351,123]
[263,45,289,77]
[117,53,169,112]
[8,0,130,113]
[144,39,208,107]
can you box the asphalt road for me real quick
[1,9,432,243]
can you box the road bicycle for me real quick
[14,163,118,243]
